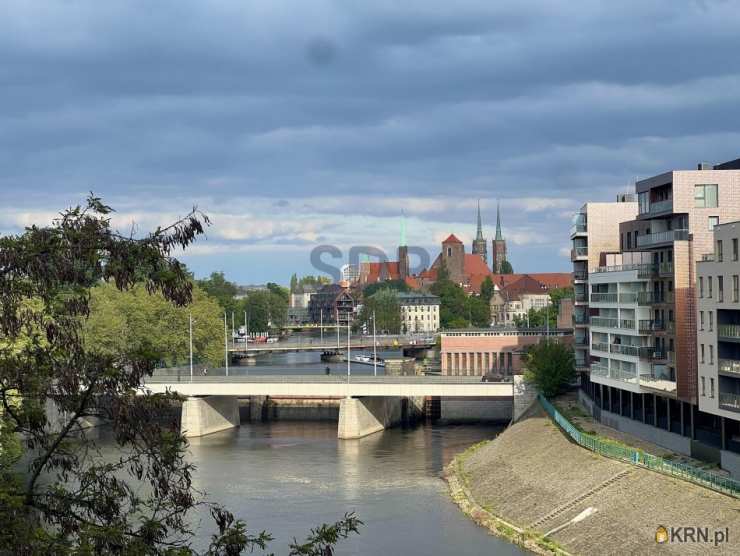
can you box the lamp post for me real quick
[224,312,229,376]
[347,317,351,382]
[320,308,323,344]
[372,309,377,377]
[189,312,193,382]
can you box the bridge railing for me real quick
[144,374,513,385]
[538,394,740,498]
[229,334,436,351]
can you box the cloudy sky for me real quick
[3,1,740,284]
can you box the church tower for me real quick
[471,200,488,265]
[491,200,508,273]
[398,212,409,280]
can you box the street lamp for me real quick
[224,312,229,376]
[372,309,377,377]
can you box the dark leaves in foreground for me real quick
[0,196,361,555]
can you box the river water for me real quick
[185,421,525,555]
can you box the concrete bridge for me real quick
[143,375,521,440]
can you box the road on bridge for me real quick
[230,333,436,354]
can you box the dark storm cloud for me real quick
[2,0,740,280]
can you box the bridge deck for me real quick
[143,375,514,398]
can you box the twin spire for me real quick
[475,199,503,240]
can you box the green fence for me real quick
[537,394,740,498]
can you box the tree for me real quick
[241,289,288,331]
[196,271,239,314]
[84,281,224,366]
[500,260,514,274]
[431,278,468,329]
[362,279,410,298]
[523,340,576,397]
[356,289,400,334]
[513,306,557,329]
[290,273,298,293]
[479,276,495,304]
[549,286,574,308]
[465,295,491,328]
[266,282,290,304]
[0,196,360,554]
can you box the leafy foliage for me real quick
[523,340,576,397]
[431,279,490,329]
[0,196,360,555]
[479,276,495,303]
[513,306,556,329]
[197,271,240,314]
[362,279,410,298]
[355,289,401,334]
[84,281,224,366]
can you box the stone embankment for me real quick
[445,402,740,555]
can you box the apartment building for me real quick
[697,221,740,453]
[398,292,440,333]
[580,158,740,473]
[571,198,638,374]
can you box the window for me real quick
[734,238,739,261]
[695,184,719,208]
[708,216,719,231]
[718,276,724,302]
[710,378,715,398]
[699,277,704,297]
[700,311,704,330]
[446,247,452,257]
[734,275,739,302]
[700,344,705,363]
[626,233,632,249]
[708,277,713,298]
[701,376,706,396]
[709,311,714,331]
[638,191,649,214]
[709,345,714,365]
[717,240,724,262]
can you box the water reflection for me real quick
[186,422,525,555]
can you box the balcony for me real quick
[639,319,664,333]
[570,223,587,237]
[571,246,588,261]
[593,263,656,278]
[573,314,589,325]
[591,364,609,377]
[719,324,740,341]
[701,253,715,262]
[659,262,673,277]
[650,350,675,363]
[649,199,673,215]
[640,373,677,394]
[573,270,588,281]
[592,342,609,353]
[636,229,689,248]
[719,392,740,413]
[591,292,617,303]
[610,344,653,358]
[574,291,588,303]
[590,316,617,328]
[574,336,589,347]
[638,291,658,305]
[719,359,740,377]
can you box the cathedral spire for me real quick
[495,199,503,241]
[475,199,484,241]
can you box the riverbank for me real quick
[445,401,740,555]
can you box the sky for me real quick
[2,1,740,285]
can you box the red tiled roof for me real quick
[404,276,421,289]
[442,234,463,244]
[364,262,400,283]
[527,272,573,290]
[464,254,490,276]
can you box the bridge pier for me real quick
[181,396,240,438]
[337,397,404,439]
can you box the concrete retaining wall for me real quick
[721,449,740,480]
[439,398,512,423]
[337,397,403,439]
[181,396,240,438]
[577,389,692,456]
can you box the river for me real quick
[185,421,525,555]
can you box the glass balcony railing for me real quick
[719,359,740,376]
[574,292,588,302]
[590,317,617,328]
[593,263,656,278]
[639,319,664,333]
[718,324,740,340]
[640,373,677,394]
[649,199,673,214]
[591,364,609,377]
[573,314,589,325]
[570,223,588,235]
[659,262,673,276]
[571,246,588,260]
[574,337,589,347]
[592,342,609,353]
[636,229,689,248]
[610,344,652,358]
[619,292,638,303]
[573,270,588,281]
[719,392,740,413]
[591,292,617,303]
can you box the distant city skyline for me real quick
[3,2,740,283]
